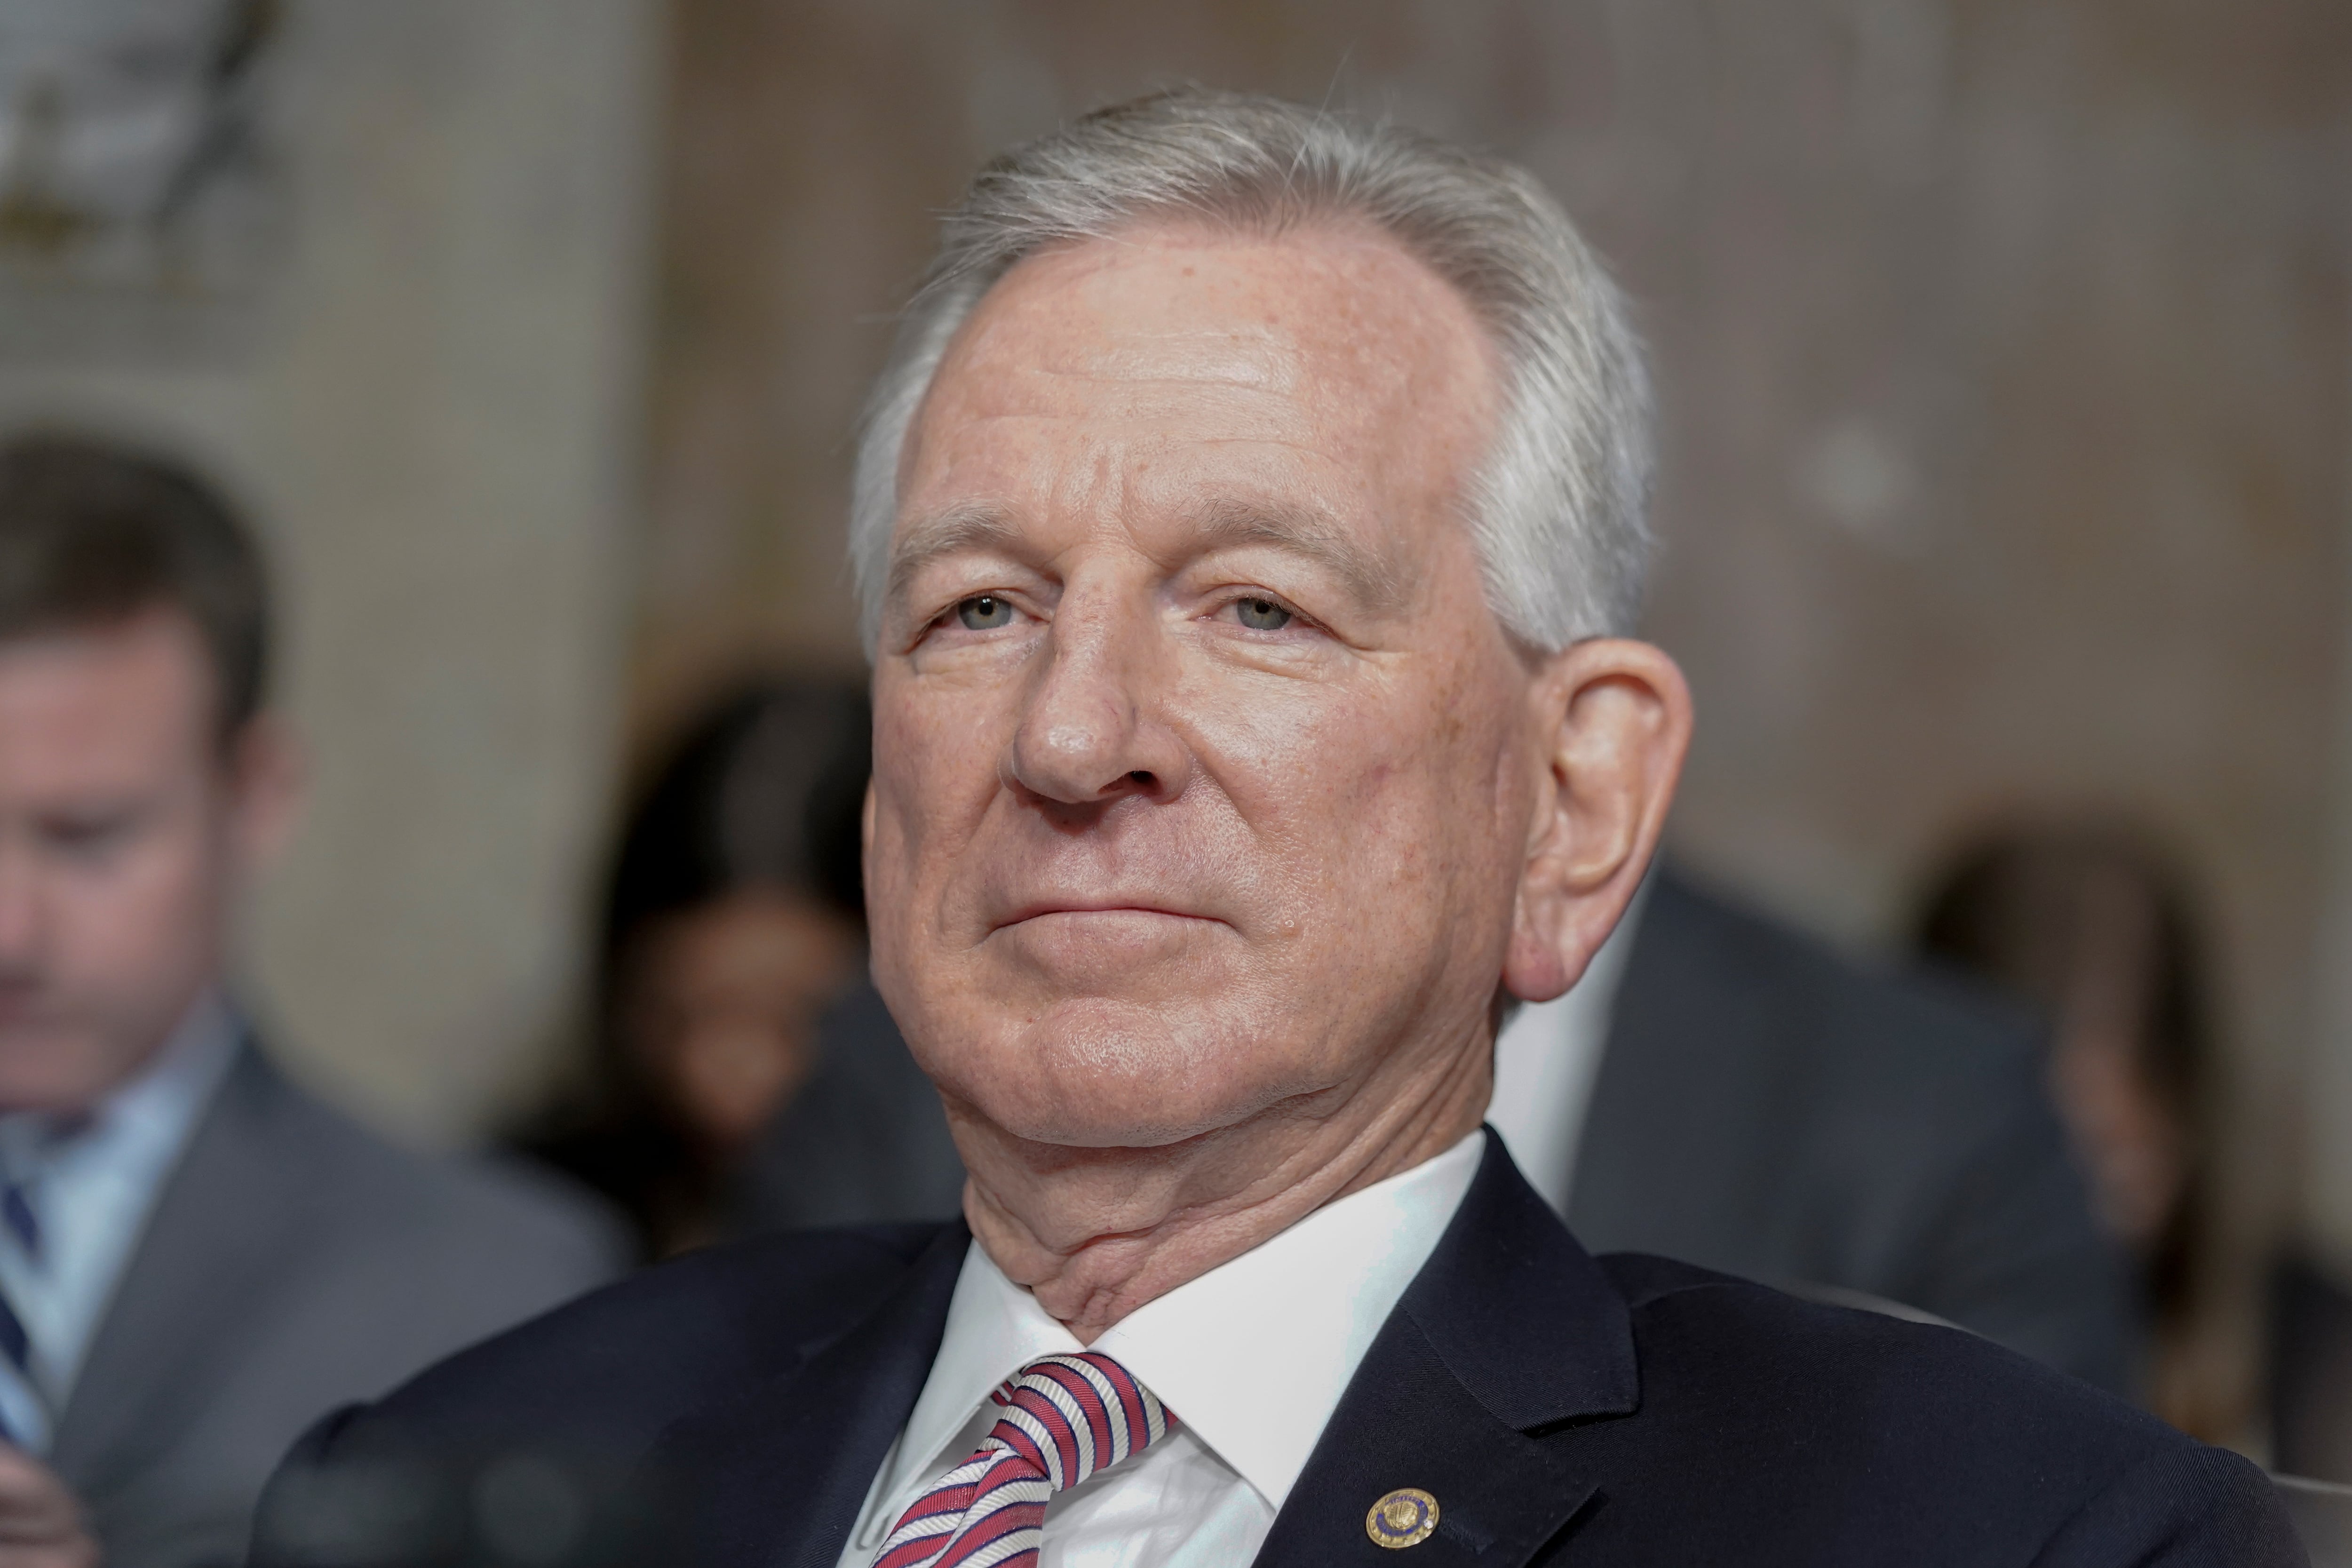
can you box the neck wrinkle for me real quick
[956,1029,1492,1340]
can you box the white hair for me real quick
[850,87,1653,653]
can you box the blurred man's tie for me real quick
[0,1141,53,1449]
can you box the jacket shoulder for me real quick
[316,1224,948,1447]
[1604,1260,2210,1474]
[1599,1248,2133,1418]
[243,1051,630,1287]
[1582,1253,2295,1562]
[253,1225,954,1567]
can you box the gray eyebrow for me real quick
[885,501,1024,613]
[1190,497,1407,615]
[882,495,1408,617]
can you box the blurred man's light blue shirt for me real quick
[0,993,238,1449]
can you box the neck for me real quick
[953,1035,1491,1342]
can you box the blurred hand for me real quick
[0,1447,96,1568]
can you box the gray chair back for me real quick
[2277,1473,2352,1566]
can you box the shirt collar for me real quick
[885,1129,1486,1516]
[92,990,240,1154]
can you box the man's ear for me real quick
[225,713,306,874]
[1503,639,1691,1003]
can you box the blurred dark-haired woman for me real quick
[515,679,878,1258]
[1917,825,2213,1362]
[1914,820,2352,1476]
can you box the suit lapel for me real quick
[1252,1136,1639,1567]
[650,1221,969,1568]
[50,1043,317,1496]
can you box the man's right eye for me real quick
[42,815,135,861]
[955,595,1013,630]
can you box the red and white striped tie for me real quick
[874,1351,1176,1568]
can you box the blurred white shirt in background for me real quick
[1485,873,1651,1214]
[0,992,236,1449]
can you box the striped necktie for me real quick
[875,1352,1176,1568]
[0,1192,38,1447]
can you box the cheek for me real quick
[60,836,220,987]
[1191,667,1509,906]
[866,677,1013,950]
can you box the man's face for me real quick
[0,608,256,1110]
[868,221,1549,1149]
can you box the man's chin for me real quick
[935,996,1315,1150]
[0,1024,145,1113]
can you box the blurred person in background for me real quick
[0,435,622,1568]
[1493,859,2133,1390]
[1917,824,2352,1481]
[516,680,961,1260]
[1915,825,2248,1433]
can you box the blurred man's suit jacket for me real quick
[738,866,2129,1391]
[62,1039,623,1568]
[250,1137,2290,1567]
[1563,865,2130,1389]
[733,982,968,1234]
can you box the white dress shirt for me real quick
[0,993,238,1449]
[836,1130,1486,1567]
[1484,872,1651,1214]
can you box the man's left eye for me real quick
[1232,597,1293,631]
[955,595,1014,630]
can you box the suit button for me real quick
[1366,1488,1438,1548]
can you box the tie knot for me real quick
[986,1352,1172,1493]
[874,1351,1176,1568]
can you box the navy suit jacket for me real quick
[252,1137,2296,1567]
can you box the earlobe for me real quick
[1502,639,1691,1004]
[860,778,880,910]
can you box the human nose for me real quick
[1005,594,1190,809]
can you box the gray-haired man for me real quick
[256,90,2294,1568]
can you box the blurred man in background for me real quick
[0,436,621,1567]
[1493,862,2133,1391]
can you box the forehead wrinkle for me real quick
[980,358,1302,417]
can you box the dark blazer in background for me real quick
[251,1136,2295,1568]
[1571,865,2133,1389]
[732,979,964,1234]
[69,1043,624,1568]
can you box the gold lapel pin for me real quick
[1366,1487,1439,1549]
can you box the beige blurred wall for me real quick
[637,0,2352,1271]
[0,0,661,1141]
